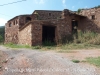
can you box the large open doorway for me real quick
[42,26,56,45]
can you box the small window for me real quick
[26,17,31,23]
[49,13,51,16]
[13,21,15,25]
[9,23,11,27]
[91,15,95,20]
[60,16,61,18]
[16,20,18,25]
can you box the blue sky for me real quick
[0,0,100,26]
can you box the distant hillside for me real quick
[0,26,5,43]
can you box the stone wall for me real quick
[31,21,42,45]
[79,8,100,32]
[19,15,32,28]
[19,24,32,46]
[32,10,62,20]
[5,17,19,44]
[7,9,100,46]
[5,15,32,44]
[18,19,72,46]
[27,10,84,46]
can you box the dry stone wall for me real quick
[5,15,32,44]
[32,10,62,20]
[19,24,32,46]
[80,8,100,32]
[6,8,100,46]
[5,17,19,44]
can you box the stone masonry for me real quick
[5,8,100,46]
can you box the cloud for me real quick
[62,0,65,4]
[0,18,7,26]
[72,6,75,9]
[84,6,88,8]
[62,0,66,8]
[34,0,45,4]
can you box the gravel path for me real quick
[0,46,100,75]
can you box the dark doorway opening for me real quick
[42,26,56,45]
[72,20,78,39]
[72,20,78,34]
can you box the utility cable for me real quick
[0,0,27,6]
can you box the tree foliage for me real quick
[0,26,5,43]
[77,9,82,13]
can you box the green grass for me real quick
[60,43,100,50]
[86,57,100,67]
[58,50,77,53]
[72,59,80,63]
[32,45,41,49]
[3,31,100,50]
[4,43,31,49]
[4,43,55,50]
[43,40,56,46]
[4,43,100,51]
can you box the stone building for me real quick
[5,8,100,46]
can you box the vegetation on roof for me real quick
[94,5,100,8]
[77,9,82,13]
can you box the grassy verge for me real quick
[60,43,100,50]
[3,31,100,50]
[4,43,100,51]
[4,43,31,49]
[4,43,57,50]
[86,57,100,67]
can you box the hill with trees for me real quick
[0,26,5,43]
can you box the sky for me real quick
[0,0,100,26]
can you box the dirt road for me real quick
[0,46,100,75]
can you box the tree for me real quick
[0,35,3,42]
[0,26,5,43]
[77,9,82,13]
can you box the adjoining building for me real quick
[5,8,100,46]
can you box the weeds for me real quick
[72,59,80,63]
[4,43,31,49]
[32,45,41,49]
[58,50,77,53]
[43,40,56,46]
[3,31,100,50]
[86,57,100,67]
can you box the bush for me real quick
[75,31,100,44]
[33,46,41,49]
[77,9,82,13]
[72,59,80,63]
